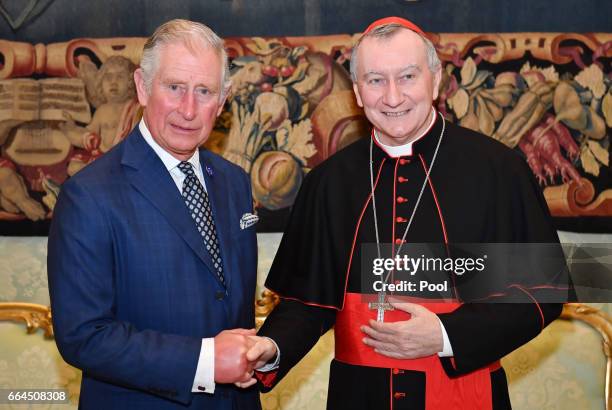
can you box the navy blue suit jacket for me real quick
[48,127,260,409]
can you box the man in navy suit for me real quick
[48,19,261,409]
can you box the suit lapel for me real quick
[200,151,233,290]
[120,130,219,281]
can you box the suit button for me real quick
[197,386,206,391]
[394,392,406,399]
[216,291,225,300]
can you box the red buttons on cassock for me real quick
[399,158,411,165]
[396,217,407,223]
[395,238,406,245]
[396,196,407,203]
[392,368,400,375]
[393,392,406,399]
[397,176,408,183]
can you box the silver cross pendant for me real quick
[368,292,394,322]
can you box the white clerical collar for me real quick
[139,119,201,174]
[373,107,437,158]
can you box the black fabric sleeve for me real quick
[437,301,561,376]
[439,153,566,377]
[256,299,336,391]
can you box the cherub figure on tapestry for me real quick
[59,56,140,176]
[0,56,139,222]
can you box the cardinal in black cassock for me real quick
[253,16,567,410]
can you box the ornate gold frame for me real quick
[0,293,279,338]
[1,299,609,408]
[252,297,612,408]
[0,302,53,338]
[560,303,612,410]
[255,289,280,329]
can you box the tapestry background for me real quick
[0,30,610,233]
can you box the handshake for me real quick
[214,329,277,388]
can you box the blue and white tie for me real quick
[178,161,225,287]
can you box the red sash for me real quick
[335,293,500,410]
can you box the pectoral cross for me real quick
[368,292,394,322]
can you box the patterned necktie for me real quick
[178,161,225,287]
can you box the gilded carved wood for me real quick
[0,302,53,338]
[560,303,612,410]
[0,298,610,407]
[255,289,280,329]
[254,295,612,408]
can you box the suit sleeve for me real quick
[47,178,201,405]
[437,156,566,376]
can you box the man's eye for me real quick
[196,87,210,96]
[368,78,383,85]
[402,74,416,80]
[168,84,181,92]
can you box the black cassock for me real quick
[258,113,565,410]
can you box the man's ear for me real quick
[133,68,149,107]
[353,82,364,108]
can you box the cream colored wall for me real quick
[0,233,609,409]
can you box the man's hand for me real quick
[361,302,443,359]
[214,328,256,384]
[247,336,277,369]
[234,336,278,388]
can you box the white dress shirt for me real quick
[139,120,216,393]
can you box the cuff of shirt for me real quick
[437,317,454,357]
[255,337,281,372]
[192,338,215,394]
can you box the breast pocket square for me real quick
[240,213,259,230]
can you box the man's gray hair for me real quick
[349,23,441,82]
[140,19,231,98]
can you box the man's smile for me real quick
[382,110,410,117]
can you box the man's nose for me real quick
[382,80,403,107]
[178,91,197,120]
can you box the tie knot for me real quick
[178,161,196,177]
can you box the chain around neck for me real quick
[368,112,446,288]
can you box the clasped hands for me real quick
[214,302,442,389]
[214,329,277,388]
